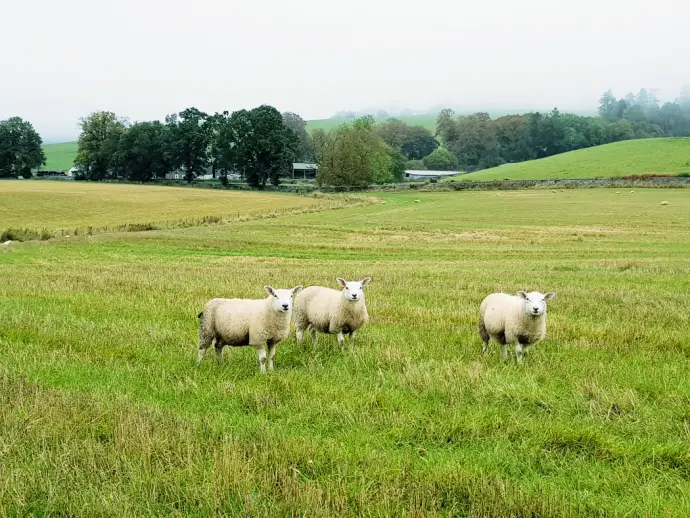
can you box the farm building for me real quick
[404,170,463,181]
[292,163,318,179]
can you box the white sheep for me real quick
[196,285,303,373]
[293,278,371,348]
[660,201,669,206]
[478,290,556,364]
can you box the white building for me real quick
[404,170,463,181]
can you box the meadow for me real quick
[457,138,690,182]
[0,181,362,239]
[1,185,690,516]
[41,141,79,171]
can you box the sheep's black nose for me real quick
[352,294,358,299]
[282,304,289,310]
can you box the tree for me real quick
[0,117,46,178]
[282,112,313,161]
[405,159,425,170]
[435,108,460,145]
[226,105,298,188]
[316,116,394,188]
[598,90,619,121]
[115,121,171,181]
[75,111,128,180]
[378,118,439,160]
[423,146,458,171]
[166,107,210,182]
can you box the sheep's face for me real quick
[265,285,303,313]
[337,277,371,302]
[517,291,555,316]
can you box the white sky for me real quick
[2,0,689,141]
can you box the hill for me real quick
[41,141,78,171]
[456,138,690,182]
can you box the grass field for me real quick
[41,141,78,171]
[455,138,690,182]
[0,181,359,238]
[2,186,690,516]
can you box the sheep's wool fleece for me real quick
[480,293,547,344]
[201,297,291,346]
[294,287,369,334]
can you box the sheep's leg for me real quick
[337,332,345,347]
[196,332,213,366]
[296,328,305,343]
[514,343,524,364]
[214,343,224,365]
[478,319,490,355]
[349,330,357,349]
[253,345,268,374]
[267,343,277,372]
[500,343,508,362]
[309,327,318,347]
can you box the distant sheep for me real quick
[414,199,421,204]
[478,291,556,364]
[294,278,371,348]
[197,285,303,373]
[661,201,669,206]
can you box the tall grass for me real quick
[1,188,689,516]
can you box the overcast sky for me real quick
[2,0,688,141]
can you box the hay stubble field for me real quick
[1,183,689,516]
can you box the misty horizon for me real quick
[2,0,689,143]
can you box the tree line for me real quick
[435,87,690,172]
[0,117,46,178]
[3,86,689,186]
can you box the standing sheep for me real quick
[197,285,303,373]
[293,278,371,348]
[478,290,556,364]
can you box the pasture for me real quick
[1,185,690,516]
[41,141,78,171]
[457,138,690,182]
[0,181,360,238]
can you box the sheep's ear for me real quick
[264,286,275,297]
[336,278,347,288]
[292,285,303,295]
[361,277,372,286]
[544,292,556,300]
[516,291,528,300]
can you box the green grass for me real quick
[2,187,690,516]
[0,181,363,240]
[453,138,690,182]
[41,141,78,170]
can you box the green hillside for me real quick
[42,141,78,171]
[456,138,690,182]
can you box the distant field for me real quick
[0,181,356,236]
[454,138,690,182]
[41,141,78,171]
[1,188,690,515]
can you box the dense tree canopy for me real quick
[316,116,396,188]
[74,112,128,180]
[282,112,313,162]
[0,117,45,178]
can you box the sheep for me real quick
[293,278,371,349]
[414,199,421,204]
[196,285,303,373]
[478,290,556,364]
[661,201,669,206]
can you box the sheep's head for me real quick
[517,291,555,316]
[337,277,371,302]
[265,285,303,313]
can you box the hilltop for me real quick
[456,138,690,181]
